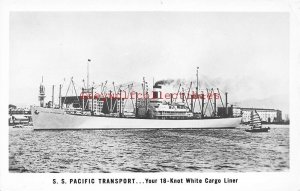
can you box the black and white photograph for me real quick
[1,0,300,190]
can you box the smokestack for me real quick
[152,85,162,99]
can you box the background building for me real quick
[218,106,282,123]
[241,108,282,123]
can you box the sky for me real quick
[9,12,289,109]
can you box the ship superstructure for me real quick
[138,84,193,119]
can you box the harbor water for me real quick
[9,125,289,173]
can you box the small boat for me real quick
[245,127,270,132]
[245,110,270,133]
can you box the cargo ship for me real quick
[31,60,241,130]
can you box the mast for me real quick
[251,110,262,128]
[91,87,94,116]
[52,85,54,108]
[181,87,185,103]
[143,78,148,116]
[135,92,138,117]
[201,91,204,118]
[191,94,193,112]
[82,88,84,113]
[196,67,199,97]
[87,59,91,91]
[119,88,122,117]
[109,90,112,113]
[142,77,145,97]
[225,92,228,117]
[153,77,154,88]
[250,110,254,128]
[196,67,201,114]
[213,91,217,117]
[59,84,62,109]
[145,88,148,115]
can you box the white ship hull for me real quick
[31,106,241,130]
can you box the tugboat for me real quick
[245,110,270,132]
